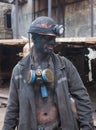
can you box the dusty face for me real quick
[32,33,56,55]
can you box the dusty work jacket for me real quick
[2,53,94,130]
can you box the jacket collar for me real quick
[18,53,33,68]
[18,52,66,70]
[53,53,66,70]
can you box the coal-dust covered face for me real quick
[32,33,56,55]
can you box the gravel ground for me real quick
[0,84,9,130]
[0,107,6,130]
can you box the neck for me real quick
[32,48,50,63]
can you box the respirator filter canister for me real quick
[28,68,54,84]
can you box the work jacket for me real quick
[2,53,94,130]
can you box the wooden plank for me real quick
[0,39,28,45]
[56,37,96,44]
[0,95,8,99]
[0,37,96,46]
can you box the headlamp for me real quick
[28,24,64,36]
[52,24,64,36]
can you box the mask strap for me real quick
[28,32,31,50]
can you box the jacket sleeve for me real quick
[2,65,19,130]
[65,58,94,130]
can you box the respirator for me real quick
[28,68,54,84]
[28,68,54,98]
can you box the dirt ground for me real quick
[0,108,6,130]
[87,82,96,113]
[0,83,9,130]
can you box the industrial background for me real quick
[0,0,96,39]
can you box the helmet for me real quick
[28,16,64,36]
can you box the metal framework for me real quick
[0,0,94,38]
[32,0,94,37]
[0,0,9,3]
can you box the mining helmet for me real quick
[28,16,64,36]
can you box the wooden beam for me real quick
[0,37,96,46]
[0,39,28,45]
[56,37,96,44]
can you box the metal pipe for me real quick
[63,2,65,37]
[57,0,60,24]
[33,0,35,20]
[15,0,19,38]
[48,0,52,17]
[90,0,94,37]
[57,0,65,36]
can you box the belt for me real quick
[38,124,62,130]
[53,127,62,130]
[38,126,62,130]
[37,119,61,130]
